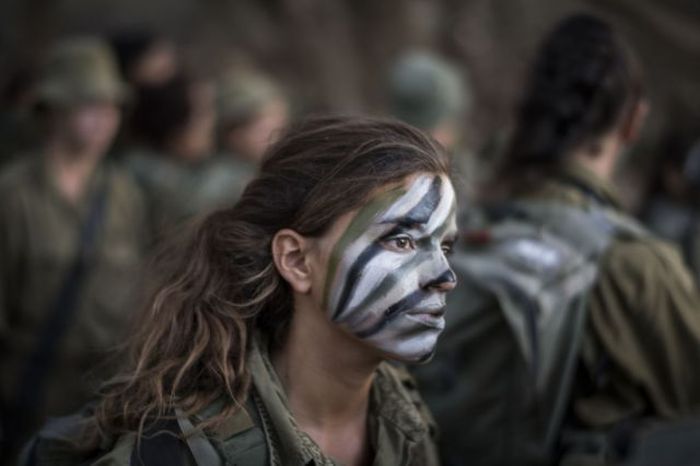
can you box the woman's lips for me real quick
[405,307,446,329]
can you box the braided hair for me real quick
[500,13,643,184]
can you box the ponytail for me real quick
[95,207,283,437]
[500,13,643,185]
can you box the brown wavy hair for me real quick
[94,115,451,437]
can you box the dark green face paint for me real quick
[323,185,406,311]
[320,174,459,363]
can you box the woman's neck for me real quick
[570,133,622,182]
[272,303,380,465]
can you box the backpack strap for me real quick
[175,409,223,466]
[132,400,268,466]
[19,401,267,466]
[191,396,270,466]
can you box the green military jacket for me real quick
[211,152,257,198]
[87,337,439,466]
[0,155,148,431]
[526,163,700,430]
[122,149,244,239]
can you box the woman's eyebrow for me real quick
[443,231,458,243]
[379,214,429,229]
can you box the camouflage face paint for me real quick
[325,174,458,362]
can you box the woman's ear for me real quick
[271,229,312,294]
[621,98,649,144]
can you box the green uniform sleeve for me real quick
[580,237,700,426]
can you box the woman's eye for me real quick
[383,236,415,252]
[441,242,454,256]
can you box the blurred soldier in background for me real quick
[210,67,290,201]
[109,28,181,155]
[388,50,487,232]
[387,50,470,153]
[121,72,227,239]
[415,14,700,466]
[387,50,482,226]
[0,38,148,463]
[110,28,179,88]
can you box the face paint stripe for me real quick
[331,242,384,320]
[324,173,458,363]
[323,186,406,311]
[354,289,427,338]
[381,176,442,226]
[344,253,452,331]
[426,186,457,236]
[340,275,399,325]
[380,175,434,221]
[343,247,442,324]
[332,177,443,322]
[430,201,458,239]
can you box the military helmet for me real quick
[216,68,284,127]
[387,50,471,131]
[34,37,128,107]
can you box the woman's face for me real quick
[319,173,458,363]
[58,101,121,156]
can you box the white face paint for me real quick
[324,174,458,362]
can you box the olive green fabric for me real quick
[122,149,242,238]
[525,162,700,429]
[209,153,256,201]
[88,335,439,466]
[246,337,439,466]
[34,38,128,107]
[414,161,700,466]
[217,69,284,126]
[0,155,148,444]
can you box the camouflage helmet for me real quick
[387,50,471,131]
[216,68,284,127]
[34,37,128,107]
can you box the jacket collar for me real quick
[248,336,428,465]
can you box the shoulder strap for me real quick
[169,397,270,466]
[175,409,223,466]
[9,173,111,452]
[131,403,266,466]
[214,394,271,466]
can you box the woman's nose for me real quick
[422,269,457,292]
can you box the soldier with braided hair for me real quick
[414,13,700,466]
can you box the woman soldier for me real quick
[413,13,700,466]
[501,14,700,444]
[26,116,458,465]
[497,16,700,463]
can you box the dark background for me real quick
[2,0,699,204]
